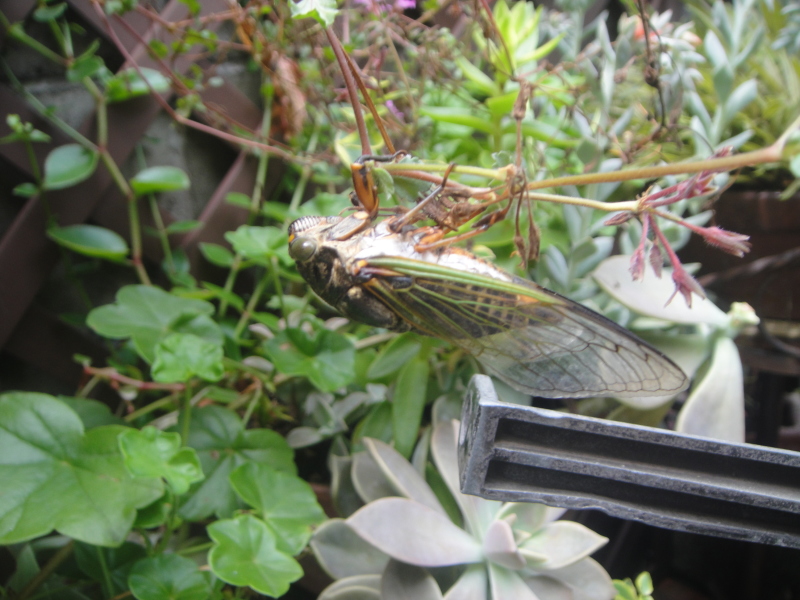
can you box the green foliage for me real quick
[0,393,162,546]
[43,143,99,189]
[3,0,795,597]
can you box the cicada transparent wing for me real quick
[359,256,688,399]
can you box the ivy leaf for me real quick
[179,406,296,520]
[48,224,129,261]
[230,463,326,556]
[86,285,222,363]
[225,225,291,266]
[119,427,204,495]
[263,328,356,393]
[209,514,303,597]
[289,0,338,27]
[43,144,99,190]
[130,166,190,196]
[74,541,147,595]
[128,554,212,600]
[151,333,224,383]
[0,392,163,546]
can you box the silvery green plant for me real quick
[311,420,614,599]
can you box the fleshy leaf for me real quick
[484,519,526,570]
[363,438,445,515]
[443,565,489,600]
[208,514,303,597]
[86,285,222,363]
[593,255,729,327]
[346,498,483,567]
[524,557,615,600]
[229,462,326,556]
[431,420,501,537]
[179,406,295,520]
[43,144,98,190]
[47,224,129,260]
[0,392,162,546]
[487,564,539,600]
[128,554,211,600]
[520,521,607,571]
[119,427,204,495]
[382,560,443,600]
[675,336,744,442]
[311,519,390,579]
[151,333,224,383]
[351,451,397,503]
[130,166,190,196]
[319,575,382,600]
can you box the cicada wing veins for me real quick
[360,257,688,399]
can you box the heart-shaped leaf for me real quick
[179,406,295,520]
[208,514,303,597]
[151,333,224,383]
[87,285,222,363]
[264,328,355,392]
[119,427,204,495]
[229,462,326,556]
[0,393,162,546]
[128,554,211,600]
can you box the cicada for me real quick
[287,213,688,399]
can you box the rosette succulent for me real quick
[311,420,614,599]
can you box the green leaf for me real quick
[129,554,211,600]
[208,514,303,597]
[86,285,222,363]
[289,0,338,27]
[58,396,126,429]
[367,333,421,380]
[225,225,290,266]
[418,106,495,134]
[263,328,356,393]
[131,166,191,196]
[43,144,99,190]
[0,392,163,546]
[179,406,295,520]
[75,541,147,595]
[106,67,171,103]
[151,333,224,383]
[199,242,235,267]
[202,282,245,312]
[165,220,203,235]
[230,463,326,556]
[48,224,129,260]
[67,55,105,82]
[392,356,429,458]
[33,3,67,21]
[12,182,39,197]
[119,427,204,495]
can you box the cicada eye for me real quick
[289,236,318,262]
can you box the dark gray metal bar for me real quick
[459,375,800,548]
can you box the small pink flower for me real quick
[668,263,706,308]
[354,0,415,12]
[698,226,751,257]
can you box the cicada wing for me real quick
[362,260,688,399]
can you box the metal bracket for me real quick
[459,375,800,548]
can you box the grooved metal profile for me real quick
[459,375,800,548]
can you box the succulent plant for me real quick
[311,420,614,599]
